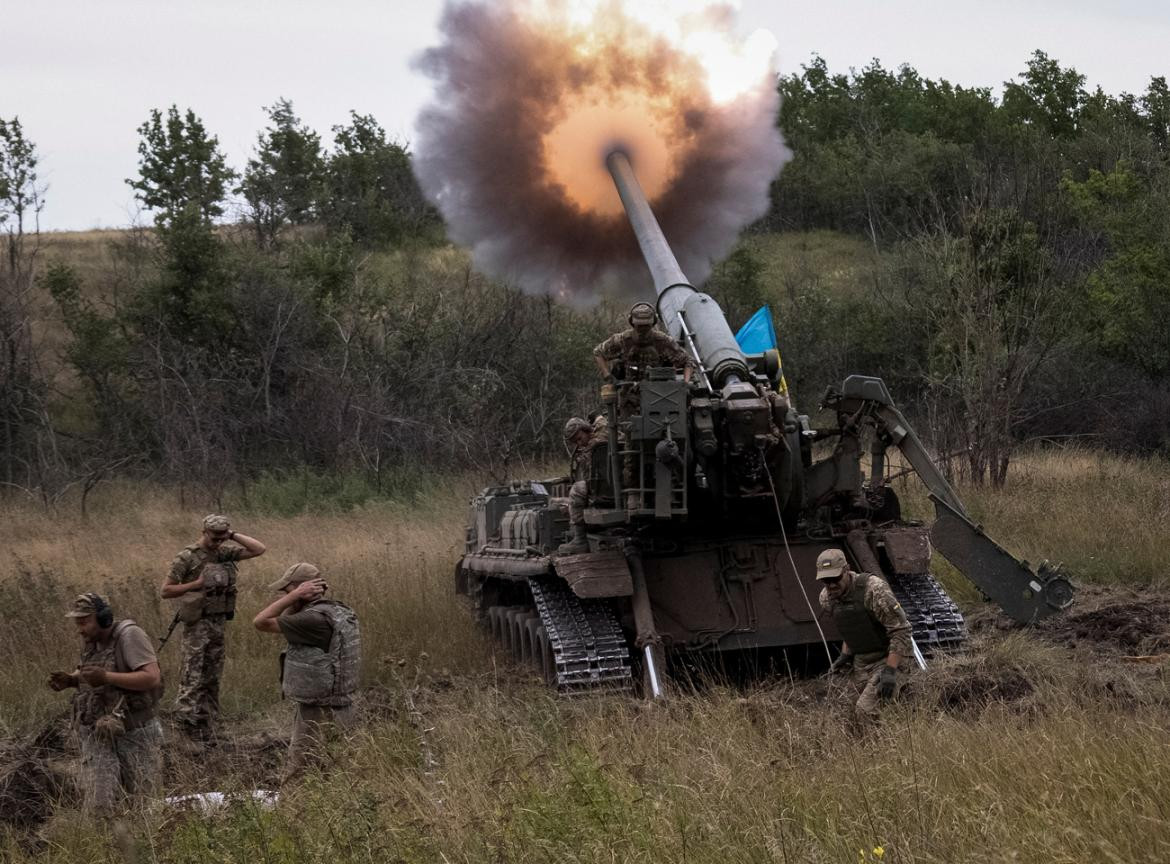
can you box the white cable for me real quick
[765,467,834,665]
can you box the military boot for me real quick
[558,523,589,555]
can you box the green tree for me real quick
[127,106,237,340]
[1001,50,1087,138]
[0,118,56,493]
[1063,161,1170,377]
[1142,76,1170,153]
[128,106,235,231]
[239,98,325,247]
[322,112,439,246]
[0,116,45,278]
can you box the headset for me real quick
[85,592,114,629]
[627,302,658,327]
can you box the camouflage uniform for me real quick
[819,571,913,725]
[568,415,609,526]
[592,327,694,383]
[69,610,163,814]
[168,543,243,730]
[594,328,692,504]
[79,721,164,815]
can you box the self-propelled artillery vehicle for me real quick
[456,151,1074,696]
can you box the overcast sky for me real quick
[5,0,1169,232]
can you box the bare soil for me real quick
[1037,585,1170,655]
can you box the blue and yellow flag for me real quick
[735,305,778,353]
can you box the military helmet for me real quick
[563,416,592,441]
[628,302,657,327]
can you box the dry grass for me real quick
[0,475,489,735]
[2,448,1170,861]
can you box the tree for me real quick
[0,118,55,494]
[128,106,235,232]
[1063,161,1170,377]
[0,116,45,281]
[898,209,1076,486]
[127,107,237,340]
[239,98,325,247]
[1002,50,1088,139]
[322,112,439,246]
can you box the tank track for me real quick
[528,577,633,693]
[886,571,967,656]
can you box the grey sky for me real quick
[5,0,1168,232]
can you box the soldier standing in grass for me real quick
[161,514,266,739]
[557,414,608,555]
[48,594,164,814]
[816,548,914,726]
[253,563,362,785]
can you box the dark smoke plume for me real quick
[413,0,789,298]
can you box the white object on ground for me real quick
[164,789,279,814]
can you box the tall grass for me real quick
[2,448,1170,861]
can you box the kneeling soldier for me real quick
[253,563,362,785]
[48,594,163,814]
[816,549,913,726]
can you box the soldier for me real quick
[558,415,608,555]
[48,594,163,814]
[160,514,266,738]
[593,302,695,386]
[594,304,693,509]
[816,548,913,726]
[253,563,362,785]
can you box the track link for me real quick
[887,571,967,656]
[528,577,633,693]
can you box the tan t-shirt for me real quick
[110,621,158,672]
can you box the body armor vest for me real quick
[282,600,362,707]
[830,573,890,657]
[74,620,162,728]
[175,553,238,623]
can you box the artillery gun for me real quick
[456,151,1074,695]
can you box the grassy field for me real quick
[1,447,1169,861]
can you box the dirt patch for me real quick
[1038,585,1170,655]
[934,668,1035,714]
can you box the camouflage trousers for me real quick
[174,615,226,729]
[281,702,355,786]
[849,658,910,726]
[568,480,588,526]
[78,718,163,814]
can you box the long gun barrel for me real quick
[606,150,750,388]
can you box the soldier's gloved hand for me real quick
[877,665,898,700]
[829,653,852,675]
[48,671,76,691]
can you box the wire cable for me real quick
[764,463,833,665]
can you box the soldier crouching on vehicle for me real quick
[558,415,608,555]
[253,563,361,785]
[160,514,266,739]
[48,594,163,815]
[816,549,914,727]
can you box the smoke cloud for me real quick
[413,0,790,299]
